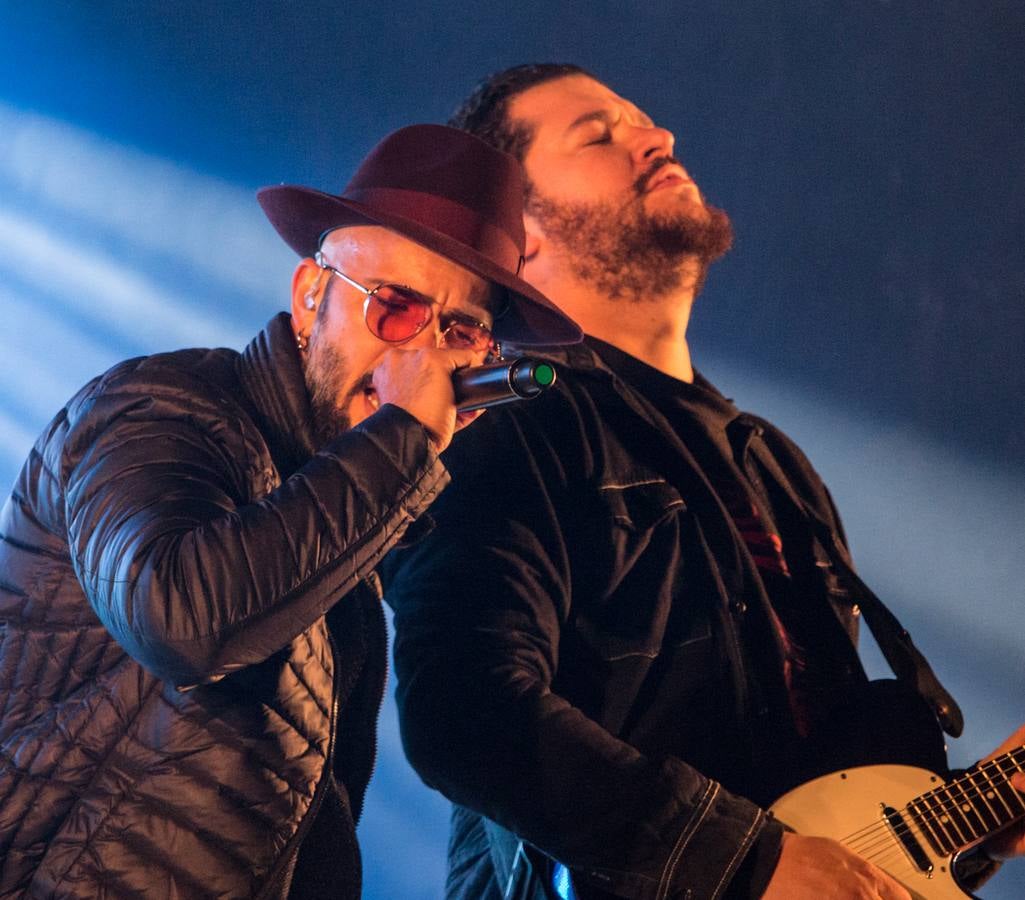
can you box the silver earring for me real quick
[296,330,309,353]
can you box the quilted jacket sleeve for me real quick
[61,362,448,688]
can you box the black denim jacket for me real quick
[385,342,870,900]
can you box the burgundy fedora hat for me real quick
[257,124,581,347]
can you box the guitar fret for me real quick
[989,752,1025,817]
[964,767,1007,833]
[906,798,946,856]
[945,775,989,841]
[935,787,973,847]
[917,789,963,854]
[980,763,1017,819]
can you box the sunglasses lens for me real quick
[366,286,433,342]
[441,318,492,352]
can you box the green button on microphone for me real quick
[533,363,556,387]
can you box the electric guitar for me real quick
[769,745,1025,898]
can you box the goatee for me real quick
[526,164,733,301]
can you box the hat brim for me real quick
[257,185,581,347]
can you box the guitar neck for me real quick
[907,745,1025,856]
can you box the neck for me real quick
[526,256,701,383]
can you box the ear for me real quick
[522,212,542,263]
[290,257,325,338]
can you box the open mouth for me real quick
[348,373,379,414]
[361,374,379,411]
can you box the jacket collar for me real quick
[530,335,725,404]
[236,312,319,477]
[522,337,609,374]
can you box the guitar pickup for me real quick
[882,804,933,876]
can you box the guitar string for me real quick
[835,750,1022,859]
[835,794,933,877]
[842,762,1025,872]
[824,747,1025,866]
[800,749,1025,887]
[845,786,975,859]
[838,746,1025,849]
[904,748,1025,849]
[844,765,1024,863]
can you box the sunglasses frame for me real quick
[314,252,495,354]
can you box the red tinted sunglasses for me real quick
[314,252,494,353]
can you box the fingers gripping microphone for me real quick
[453,358,557,412]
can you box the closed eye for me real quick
[569,110,619,147]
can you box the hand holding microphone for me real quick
[374,352,557,452]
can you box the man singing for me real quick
[384,66,1025,899]
[0,123,579,899]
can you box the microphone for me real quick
[453,358,557,412]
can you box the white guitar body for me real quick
[770,764,975,899]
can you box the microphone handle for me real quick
[453,358,557,412]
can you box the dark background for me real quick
[1,2,1022,896]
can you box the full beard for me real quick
[526,179,733,301]
[304,330,367,447]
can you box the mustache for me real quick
[633,156,684,195]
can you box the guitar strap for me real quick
[745,436,965,738]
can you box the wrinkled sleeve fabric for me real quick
[62,364,447,688]
[384,390,781,900]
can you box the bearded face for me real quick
[302,284,377,446]
[303,302,357,445]
[525,156,733,300]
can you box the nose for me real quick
[405,317,444,349]
[631,124,675,167]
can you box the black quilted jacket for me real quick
[0,313,449,898]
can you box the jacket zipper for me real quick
[302,624,343,830]
[254,624,341,899]
[350,581,389,825]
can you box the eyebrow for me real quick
[566,109,620,133]
[566,105,655,134]
[462,289,498,324]
[424,285,495,323]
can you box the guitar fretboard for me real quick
[907,745,1025,855]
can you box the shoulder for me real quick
[77,346,242,406]
[742,412,844,531]
[63,346,248,432]
[53,346,258,480]
[445,351,624,484]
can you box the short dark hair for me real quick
[448,63,594,165]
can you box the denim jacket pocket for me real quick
[571,478,686,663]
[597,477,685,532]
